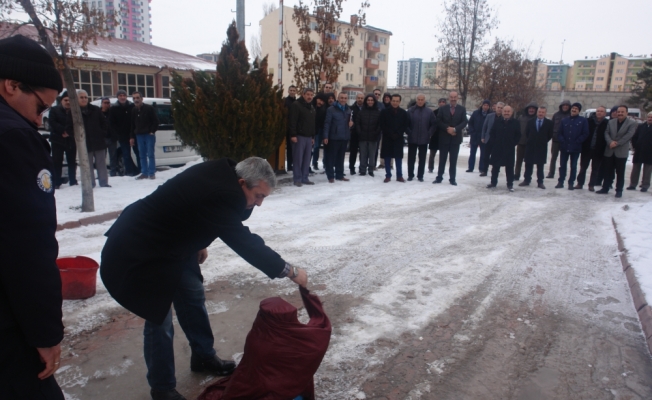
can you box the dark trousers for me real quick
[51,141,77,186]
[478,141,487,172]
[144,259,216,391]
[106,138,119,176]
[312,130,322,167]
[524,162,545,184]
[118,138,138,175]
[491,161,515,188]
[468,138,481,171]
[286,133,293,171]
[437,142,460,182]
[558,151,580,186]
[349,134,359,173]
[0,327,64,399]
[630,163,652,189]
[602,155,628,193]
[588,152,605,187]
[407,143,428,179]
[428,147,438,172]
[324,140,347,180]
[576,147,592,186]
[292,136,313,183]
[515,144,526,178]
[548,141,560,177]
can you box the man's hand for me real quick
[610,141,618,149]
[312,139,315,145]
[323,139,329,145]
[447,127,456,135]
[130,138,135,146]
[37,344,61,380]
[197,248,208,264]
[62,132,69,138]
[291,137,298,143]
[481,139,486,143]
[349,120,354,128]
[289,267,308,287]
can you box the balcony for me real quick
[322,33,339,45]
[365,58,379,69]
[364,75,379,85]
[366,41,380,52]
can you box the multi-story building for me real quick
[534,61,572,91]
[571,53,651,92]
[85,0,152,44]
[259,6,391,100]
[396,58,422,88]
[420,60,437,87]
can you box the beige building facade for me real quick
[259,6,391,100]
[571,53,650,92]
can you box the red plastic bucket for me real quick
[56,256,99,300]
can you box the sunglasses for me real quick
[24,85,50,116]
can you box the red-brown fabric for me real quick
[197,286,331,400]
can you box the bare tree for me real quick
[262,1,277,17]
[1,0,112,212]
[283,0,369,91]
[435,0,496,105]
[471,38,542,114]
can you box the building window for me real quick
[71,69,113,100]
[618,61,625,65]
[360,50,363,58]
[615,77,623,81]
[378,70,385,77]
[599,61,606,65]
[597,69,605,73]
[596,77,604,81]
[379,37,387,45]
[118,72,155,97]
[162,75,170,98]
[359,67,362,75]
[350,56,354,63]
[616,69,624,73]
[378,53,386,61]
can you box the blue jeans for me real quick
[558,150,580,186]
[136,133,156,176]
[385,157,403,179]
[143,260,216,391]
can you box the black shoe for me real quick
[546,174,554,179]
[615,191,622,198]
[450,181,457,186]
[428,169,434,173]
[537,184,546,190]
[486,184,496,188]
[100,184,112,188]
[508,186,514,192]
[136,174,149,180]
[350,170,356,175]
[626,186,636,190]
[568,185,574,191]
[642,188,648,192]
[433,177,443,184]
[369,172,374,177]
[190,353,236,376]
[518,181,530,187]
[418,177,424,182]
[479,172,487,177]
[514,176,520,181]
[309,168,314,174]
[407,176,414,181]
[150,388,186,400]
[555,183,564,189]
[54,185,61,190]
[312,164,319,170]
[359,172,367,176]
[596,188,609,194]
[69,181,78,186]
[466,169,473,173]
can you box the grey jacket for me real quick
[481,112,497,143]
[604,118,638,158]
[407,105,436,145]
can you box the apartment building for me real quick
[419,60,437,87]
[571,53,651,92]
[396,58,422,88]
[534,62,572,91]
[259,6,391,100]
[85,0,152,44]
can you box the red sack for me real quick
[197,286,331,400]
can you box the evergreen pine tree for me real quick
[628,60,652,112]
[171,22,286,161]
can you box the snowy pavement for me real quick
[55,143,652,399]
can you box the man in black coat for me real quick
[131,91,159,180]
[519,107,553,189]
[582,106,609,191]
[100,157,307,400]
[433,91,468,185]
[467,99,490,174]
[379,94,410,183]
[109,89,138,175]
[49,90,77,188]
[349,92,365,175]
[627,112,652,192]
[288,88,316,186]
[0,34,66,400]
[428,98,446,173]
[284,85,297,171]
[486,105,521,191]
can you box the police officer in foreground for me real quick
[0,35,66,399]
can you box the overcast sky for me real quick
[126,0,644,87]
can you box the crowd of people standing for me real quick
[284,85,652,198]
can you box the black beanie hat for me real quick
[571,102,582,111]
[0,35,63,92]
[610,106,619,115]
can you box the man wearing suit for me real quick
[433,91,468,185]
[519,107,553,189]
[597,105,638,198]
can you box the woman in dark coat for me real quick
[355,94,381,176]
[628,113,652,192]
[487,106,520,190]
[379,94,410,182]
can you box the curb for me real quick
[57,210,122,232]
[612,218,652,354]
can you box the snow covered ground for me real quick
[55,141,652,398]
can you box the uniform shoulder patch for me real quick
[37,169,54,193]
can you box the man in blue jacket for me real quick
[323,92,353,183]
[467,100,490,174]
[556,103,589,189]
